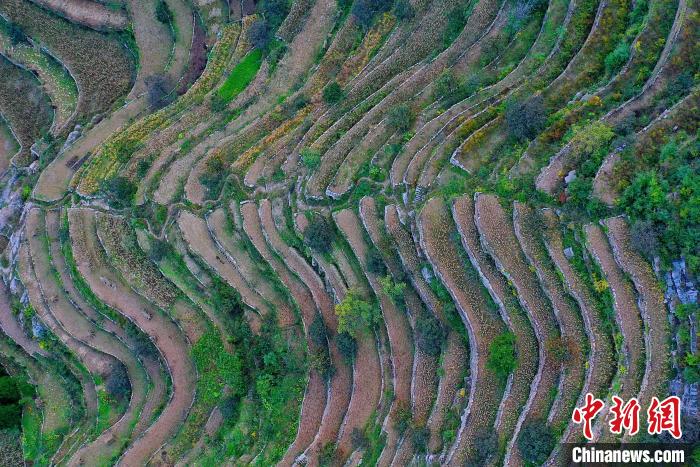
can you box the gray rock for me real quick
[31,316,45,338]
[62,129,82,152]
[564,170,577,185]
[27,161,40,174]
[564,247,574,259]
[421,266,434,284]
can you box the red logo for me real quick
[647,396,682,439]
[573,394,683,440]
[572,393,605,440]
[609,396,640,436]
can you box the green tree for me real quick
[487,331,516,382]
[304,216,335,253]
[322,81,343,104]
[366,248,386,275]
[259,0,290,30]
[100,176,136,209]
[149,238,171,262]
[336,331,356,362]
[301,148,321,171]
[387,104,414,133]
[0,377,20,404]
[155,0,173,24]
[352,0,393,29]
[379,275,406,303]
[335,288,379,337]
[248,20,271,50]
[518,420,555,464]
[505,95,547,141]
[309,313,328,348]
[394,0,415,20]
[0,405,21,429]
[416,312,443,356]
[433,70,458,101]
[211,278,243,315]
[7,23,26,45]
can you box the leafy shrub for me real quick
[487,331,516,382]
[618,137,700,274]
[310,349,334,379]
[219,396,239,419]
[285,94,309,115]
[319,442,336,466]
[442,1,471,49]
[266,40,287,68]
[0,374,31,430]
[433,70,459,101]
[352,0,393,29]
[322,81,344,104]
[351,427,369,449]
[683,366,700,384]
[210,277,244,316]
[210,93,228,112]
[392,400,412,433]
[105,363,130,401]
[378,275,406,303]
[518,420,555,464]
[471,431,498,465]
[366,248,386,275]
[629,220,661,259]
[301,148,321,170]
[336,288,380,337]
[505,95,547,141]
[100,176,136,209]
[604,41,630,76]
[258,0,290,31]
[368,164,387,181]
[303,216,335,253]
[200,156,227,198]
[155,0,173,24]
[7,22,26,45]
[249,19,271,50]
[683,350,700,383]
[145,74,174,110]
[149,238,172,262]
[309,313,328,348]
[0,377,21,404]
[388,104,414,133]
[416,311,443,356]
[394,0,415,20]
[336,331,357,363]
[193,331,245,405]
[412,425,429,453]
[0,406,21,429]
[136,158,151,178]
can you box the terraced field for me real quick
[0,0,697,464]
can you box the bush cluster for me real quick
[303,216,335,253]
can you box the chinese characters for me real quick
[572,394,682,440]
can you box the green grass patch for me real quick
[21,400,41,461]
[217,49,263,103]
[95,390,113,435]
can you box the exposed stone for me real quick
[31,316,45,338]
[563,247,574,259]
[27,161,40,174]
[564,170,577,185]
[62,128,82,152]
[421,265,434,284]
